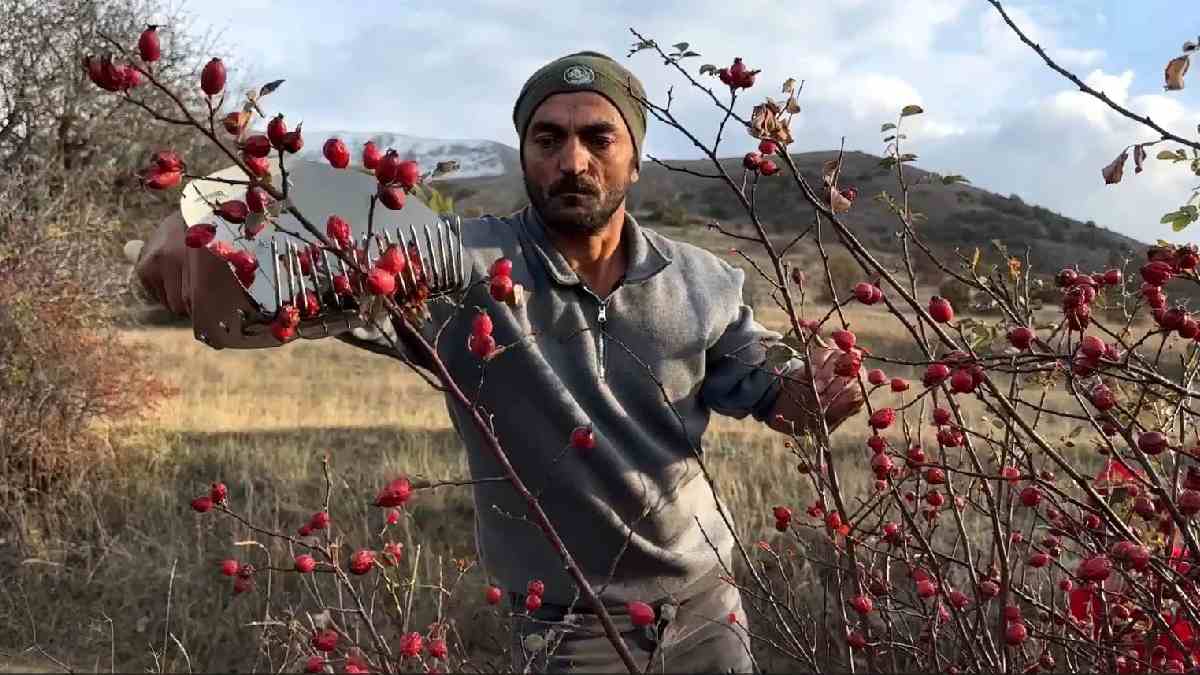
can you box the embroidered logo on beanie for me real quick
[563,64,595,85]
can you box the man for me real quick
[137,51,862,673]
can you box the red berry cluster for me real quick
[489,257,515,301]
[743,139,782,175]
[524,579,545,612]
[140,150,184,190]
[852,281,884,305]
[717,57,760,90]
[469,308,496,360]
[217,558,256,595]
[298,510,331,537]
[348,549,375,575]
[189,481,227,514]
[373,150,421,210]
[82,54,143,92]
[772,505,792,532]
[1054,265,1124,331]
[374,476,413,507]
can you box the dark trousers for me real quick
[509,579,757,673]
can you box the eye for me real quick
[534,136,559,150]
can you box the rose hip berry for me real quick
[832,329,856,352]
[628,601,655,627]
[349,549,375,575]
[220,559,240,576]
[138,25,161,62]
[185,224,216,248]
[468,333,497,359]
[850,594,873,614]
[295,554,316,573]
[928,296,954,323]
[525,594,542,612]
[362,141,382,170]
[190,496,213,512]
[1019,486,1042,507]
[378,185,406,210]
[323,137,350,168]
[490,258,514,278]
[311,629,338,652]
[200,58,225,96]
[374,477,412,507]
[868,408,896,430]
[485,586,503,605]
[490,275,514,302]
[366,268,396,296]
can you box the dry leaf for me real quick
[749,99,793,144]
[1166,55,1190,91]
[1134,143,1147,173]
[782,77,797,94]
[821,158,842,188]
[1008,257,1022,280]
[785,94,801,114]
[1102,149,1129,185]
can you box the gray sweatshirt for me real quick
[342,204,802,607]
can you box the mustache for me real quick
[549,179,600,197]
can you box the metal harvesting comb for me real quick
[179,159,468,349]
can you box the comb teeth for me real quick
[269,215,466,331]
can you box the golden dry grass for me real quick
[5,285,1169,671]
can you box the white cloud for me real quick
[172,0,1192,245]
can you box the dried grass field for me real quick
[2,260,1163,672]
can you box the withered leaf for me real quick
[821,158,842,187]
[900,104,924,117]
[1184,41,1198,54]
[1166,55,1190,91]
[1133,143,1147,174]
[785,95,801,114]
[1102,148,1129,184]
[259,79,285,97]
[699,64,717,76]
[782,77,797,94]
[749,100,793,144]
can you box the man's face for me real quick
[522,91,639,238]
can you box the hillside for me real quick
[430,147,1143,275]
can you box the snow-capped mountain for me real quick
[289,130,518,180]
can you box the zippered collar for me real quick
[518,203,673,287]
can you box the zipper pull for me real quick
[597,302,607,324]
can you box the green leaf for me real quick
[883,135,896,143]
[900,104,924,117]
[879,157,898,170]
[880,123,896,132]
[1158,150,1182,160]
[898,153,918,162]
[259,79,285,97]
[681,51,700,58]
[699,64,717,76]
[672,42,689,52]
[941,174,970,185]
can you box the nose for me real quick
[557,134,589,177]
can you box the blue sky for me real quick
[176,0,1200,246]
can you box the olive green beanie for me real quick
[513,51,647,168]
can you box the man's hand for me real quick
[767,345,865,437]
[134,211,277,349]
[136,211,192,316]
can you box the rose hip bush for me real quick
[88,6,1200,674]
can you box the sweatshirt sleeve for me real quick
[698,265,805,423]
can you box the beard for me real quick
[525,170,629,238]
